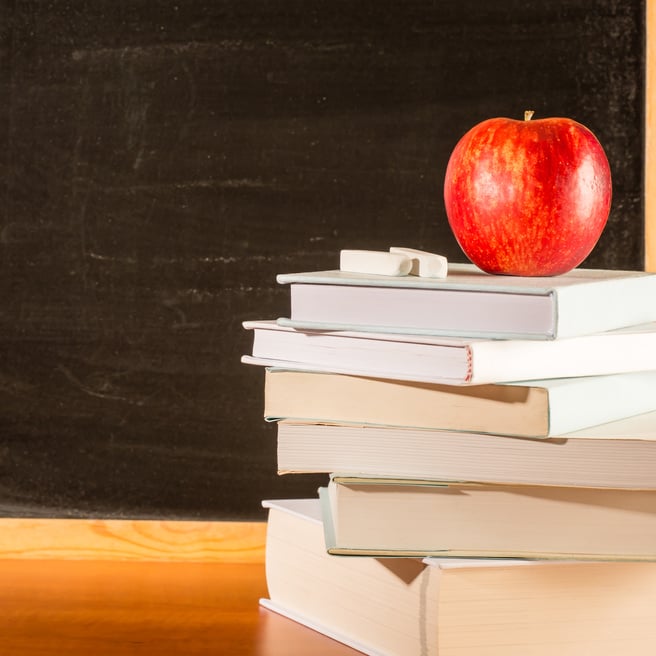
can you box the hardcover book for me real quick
[320,477,656,560]
[276,263,656,340]
[243,319,656,385]
[274,410,656,489]
[263,368,656,438]
[262,498,656,656]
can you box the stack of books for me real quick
[243,260,656,655]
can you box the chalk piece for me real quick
[389,247,448,278]
[339,250,412,276]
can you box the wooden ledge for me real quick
[647,0,656,271]
[0,518,267,563]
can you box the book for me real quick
[262,368,656,438]
[243,319,656,385]
[274,410,656,489]
[262,497,656,656]
[319,476,656,560]
[275,263,656,340]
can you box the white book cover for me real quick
[243,319,656,385]
[276,264,656,340]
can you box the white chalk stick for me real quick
[389,247,448,278]
[339,250,412,276]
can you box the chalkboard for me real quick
[0,0,645,519]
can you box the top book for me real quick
[276,263,656,340]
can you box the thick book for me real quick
[320,477,656,560]
[276,263,656,340]
[243,319,656,385]
[262,368,656,438]
[275,410,656,489]
[262,498,656,656]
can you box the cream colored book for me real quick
[262,498,656,656]
[320,477,656,560]
[275,410,656,489]
[263,368,656,438]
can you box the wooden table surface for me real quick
[0,559,361,655]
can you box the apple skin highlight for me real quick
[443,114,612,277]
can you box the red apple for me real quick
[443,111,612,276]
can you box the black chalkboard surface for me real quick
[0,1,645,519]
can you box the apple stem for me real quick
[524,110,535,121]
